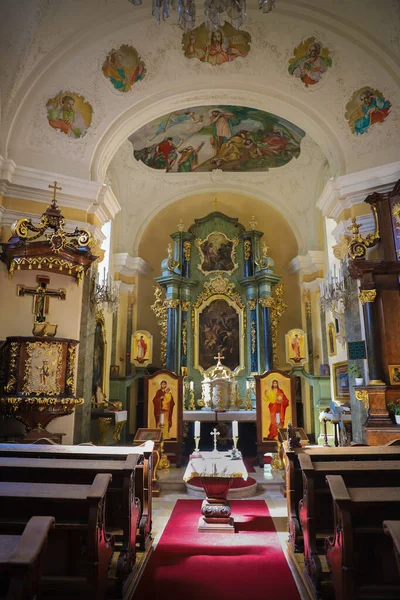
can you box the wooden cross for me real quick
[212,196,220,211]
[210,427,220,452]
[214,351,225,365]
[48,181,62,206]
[17,275,66,323]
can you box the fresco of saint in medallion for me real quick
[102,44,146,92]
[288,37,332,87]
[46,91,92,139]
[183,22,251,65]
[345,87,391,135]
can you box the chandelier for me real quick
[319,265,350,312]
[129,0,275,31]
[90,270,120,314]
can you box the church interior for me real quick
[0,0,400,598]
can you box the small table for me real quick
[183,451,248,533]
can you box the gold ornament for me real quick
[248,299,257,311]
[249,216,257,230]
[355,389,369,409]
[182,320,187,356]
[151,285,167,367]
[347,206,380,260]
[359,289,377,305]
[183,240,191,262]
[243,239,251,261]
[251,319,256,355]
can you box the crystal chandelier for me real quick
[319,265,350,312]
[90,271,120,314]
[129,0,275,31]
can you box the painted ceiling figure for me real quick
[288,42,331,87]
[185,30,244,65]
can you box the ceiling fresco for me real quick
[129,105,306,173]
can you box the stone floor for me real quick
[152,463,311,600]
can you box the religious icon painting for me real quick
[46,91,93,139]
[345,87,391,135]
[145,371,182,441]
[195,231,239,276]
[92,313,106,395]
[255,370,296,442]
[327,322,337,357]
[182,22,251,65]
[23,341,63,396]
[131,330,153,367]
[285,328,307,366]
[288,37,332,87]
[333,361,350,400]
[102,44,146,92]
[388,365,400,385]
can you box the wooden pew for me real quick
[298,453,400,596]
[326,475,400,600]
[0,455,140,582]
[0,516,54,600]
[0,442,154,552]
[384,521,400,575]
[283,444,400,553]
[0,474,113,600]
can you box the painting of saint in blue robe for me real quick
[346,88,391,135]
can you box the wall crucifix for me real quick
[17,275,66,324]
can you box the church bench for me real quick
[384,521,400,575]
[0,455,140,581]
[0,474,113,600]
[325,475,400,600]
[0,516,54,600]
[297,454,400,596]
[0,442,154,551]
[283,444,400,553]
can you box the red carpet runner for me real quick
[135,500,301,600]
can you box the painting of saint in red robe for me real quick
[261,375,292,440]
[147,375,178,440]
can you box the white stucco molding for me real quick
[0,156,120,225]
[113,253,151,277]
[302,278,324,294]
[317,161,400,220]
[0,207,105,242]
[287,251,325,275]
[331,213,376,243]
[114,281,136,295]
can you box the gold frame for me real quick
[23,341,63,396]
[327,322,337,356]
[193,293,245,376]
[195,231,239,276]
[388,365,400,385]
[94,310,107,395]
[332,360,350,400]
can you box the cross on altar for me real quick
[17,275,66,323]
[212,197,220,211]
[48,180,62,206]
[214,351,224,365]
[210,427,220,452]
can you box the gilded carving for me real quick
[259,297,274,308]
[303,289,312,316]
[166,243,180,272]
[183,240,191,262]
[248,299,257,311]
[355,389,369,409]
[5,342,19,394]
[347,208,380,260]
[165,298,180,309]
[65,344,77,396]
[151,285,167,367]
[9,257,85,284]
[23,341,63,396]
[359,289,377,305]
[181,301,191,312]
[261,284,288,365]
[255,241,270,269]
[182,320,188,356]
[243,239,251,261]
[333,236,350,260]
[251,319,256,355]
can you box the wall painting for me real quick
[102,44,146,92]
[288,37,332,87]
[183,22,251,65]
[345,87,391,135]
[195,231,238,275]
[131,329,153,367]
[285,328,307,366]
[46,91,92,139]
[198,298,241,373]
[258,372,293,441]
[129,105,305,173]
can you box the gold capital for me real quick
[359,289,377,305]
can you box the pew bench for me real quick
[0,455,140,583]
[384,521,400,575]
[0,442,153,552]
[325,475,400,600]
[283,444,400,553]
[0,516,54,600]
[297,454,400,597]
[0,474,113,600]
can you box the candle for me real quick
[276,412,281,424]
[160,413,165,426]
[246,380,250,390]
[232,421,238,437]
[194,421,200,437]
[189,381,194,390]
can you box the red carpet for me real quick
[243,457,257,472]
[188,476,257,489]
[134,500,301,600]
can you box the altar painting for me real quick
[147,373,179,440]
[93,313,106,395]
[129,105,305,173]
[259,373,293,441]
[195,232,238,275]
[196,297,242,373]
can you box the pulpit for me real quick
[0,336,83,442]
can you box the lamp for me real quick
[129,0,275,30]
[319,264,350,312]
[90,270,120,314]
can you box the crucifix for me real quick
[17,275,66,324]
[210,427,220,453]
[212,196,221,211]
[214,351,225,366]
[48,180,62,207]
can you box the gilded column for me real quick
[359,289,384,384]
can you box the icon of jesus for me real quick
[264,379,289,440]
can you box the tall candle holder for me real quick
[192,436,201,457]
[231,436,241,460]
[158,422,170,470]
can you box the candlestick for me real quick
[232,420,238,437]
[231,436,241,459]
[160,413,165,426]
[190,381,194,390]
[194,420,200,437]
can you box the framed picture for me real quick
[333,361,350,400]
[93,312,107,395]
[255,370,296,442]
[278,426,309,447]
[285,328,307,366]
[195,231,239,276]
[327,322,337,356]
[134,428,162,442]
[131,330,153,367]
[110,365,120,378]
[389,365,400,385]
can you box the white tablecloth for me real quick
[183,451,248,482]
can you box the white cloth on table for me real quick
[183,451,248,482]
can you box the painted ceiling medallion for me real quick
[46,91,92,139]
[129,105,305,173]
[345,87,391,135]
[288,37,332,87]
[183,22,251,65]
[102,44,146,92]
